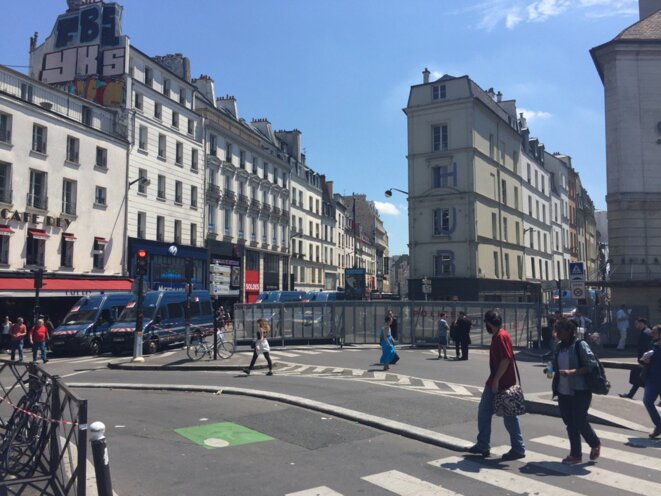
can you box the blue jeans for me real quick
[643,383,661,428]
[10,340,23,361]
[476,386,525,454]
[32,341,47,363]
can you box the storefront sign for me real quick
[0,208,72,228]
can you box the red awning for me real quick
[0,277,133,297]
[28,229,49,240]
[0,226,14,236]
[94,237,108,245]
[62,233,77,241]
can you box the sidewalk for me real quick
[107,346,265,371]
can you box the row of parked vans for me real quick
[50,290,215,355]
[255,290,345,303]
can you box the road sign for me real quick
[570,280,585,299]
[541,281,558,292]
[568,262,585,281]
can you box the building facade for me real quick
[405,70,597,301]
[591,1,661,322]
[0,64,131,320]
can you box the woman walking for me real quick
[243,318,273,376]
[380,315,396,371]
[641,325,661,438]
[546,318,601,464]
[437,312,449,359]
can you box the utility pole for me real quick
[184,260,193,346]
[33,268,43,326]
[132,249,148,362]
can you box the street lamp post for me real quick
[384,188,409,198]
[287,230,305,291]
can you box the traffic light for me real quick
[135,249,148,276]
[33,268,43,290]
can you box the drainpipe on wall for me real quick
[122,109,136,276]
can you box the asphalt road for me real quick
[8,345,659,495]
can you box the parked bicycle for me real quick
[0,367,50,479]
[187,330,235,360]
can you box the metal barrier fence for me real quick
[234,301,541,349]
[0,360,87,496]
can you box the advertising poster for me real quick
[344,268,366,300]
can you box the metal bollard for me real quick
[89,421,113,496]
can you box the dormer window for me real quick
[432,84,446,100]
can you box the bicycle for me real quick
[0,368,50,478]
[187,330,234,360]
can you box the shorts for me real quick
[438,335,448,346]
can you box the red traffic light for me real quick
[136,249,148,259]
[135,249,149,276]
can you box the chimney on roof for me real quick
[496,91,502,103]
[487,88,496,99]
[153,53,191,82]
[217,95,238,118]
[519,112,528,129]
[423,68,430,84]
[639,0,661,20]
[193,75,215,104]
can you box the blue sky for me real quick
[0,0,641,255]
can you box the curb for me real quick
[107,361,269,372]
[68,382,472,453]
[524,393,647,432]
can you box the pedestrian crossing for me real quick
[48,350,178,366]
[271,363,483,400]
[285,432,661,496]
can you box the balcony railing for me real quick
[223,190,236,203]
[62,200,76,216]
[207,184,221,201]
[0,188,12,204]
[238,194,249,206]
[250,198,261,209]
[262,203,271,213]
[27,193,47,210]
[273,206,281,216]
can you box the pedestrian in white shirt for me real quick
[615,304,631,350]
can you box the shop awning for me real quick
[0,226,14,236]
[0,277,133,297]
[62,233,77,242]
[28,229,49,240]
[94,237,108,245]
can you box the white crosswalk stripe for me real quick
[286,486,343,496]
[489,445,661,495]
[595,428,661,448]
[287,431,661,496]
[362,470,461,495]
[429,456,586,496]
[532,435,661,472]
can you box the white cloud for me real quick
[374,201,401,216]
[519,107,553,123]
[473,0,636,30]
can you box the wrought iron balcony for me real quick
[206,184,221,201]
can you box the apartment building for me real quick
[405,70,597,301]
[0,64,131,319]
[194,76,290,303]
[27,1,208,292]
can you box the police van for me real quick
[50,293,133,355]
[105,290,214,354]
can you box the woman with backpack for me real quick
[545,318,601,464]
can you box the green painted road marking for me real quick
[175,422,274,449]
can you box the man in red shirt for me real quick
[10,317,27,362]
[29,318,49,364]
[467,310,525,460]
